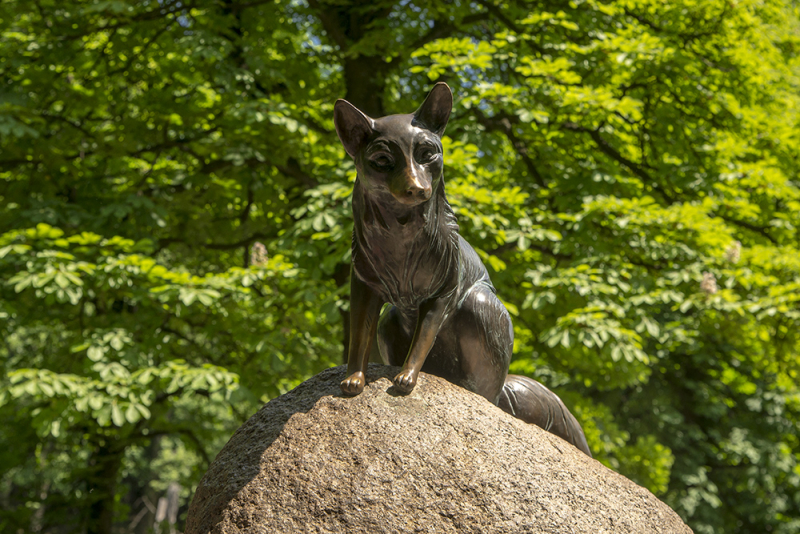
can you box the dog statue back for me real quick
[334,83,591,457]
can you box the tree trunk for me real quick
[343,57,387,117]
[86,440,124,534]
[307,1,393,363]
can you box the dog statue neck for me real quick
[353,176,453,231]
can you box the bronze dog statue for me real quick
[334,83,591,456]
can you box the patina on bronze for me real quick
[334,83,591,456]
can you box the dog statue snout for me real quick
[405,184,432,200]
[401,165,432,203]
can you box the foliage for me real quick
[1,0,799,533]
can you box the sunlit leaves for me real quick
[411,38,498,80]
[1,0,799,532]
[411,1,800,531]
[2,359,237,435]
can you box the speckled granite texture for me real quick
[186,364,692,534]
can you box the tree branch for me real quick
[476,0,523,34]
[392,11,492,66]
[306,0,349,49]
[562,122,676,202]
[275,157,319,188]
[473,108,547,189]
[716,214,778,245]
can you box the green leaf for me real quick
[88,395,104,411]
[87,346,105,361]
[111,403,125,427]
[125,403,140,423]
[109,335,124,351]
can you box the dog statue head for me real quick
[333,83,453,207]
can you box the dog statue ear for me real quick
[413,82,452,137]
[334,100,374,158]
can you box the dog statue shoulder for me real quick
[333,82,591,457]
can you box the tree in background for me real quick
[1,1,799,533]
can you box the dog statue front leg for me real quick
[341,270,383,396]
[393,297,450,393]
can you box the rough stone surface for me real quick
[186,364,692,534]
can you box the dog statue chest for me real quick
[352,195,459,313]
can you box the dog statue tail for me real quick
[498,375,592,457]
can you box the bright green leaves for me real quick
[582,194,737,259]
[617,435,675,495]
[177,287,220,307]
[2,360,237,436]
[0,0,343,529]
[406,2,800,530]
[411,38,498,80]
[285,180,353,282]
[1,0,799,532]
[76,329,133,363]
[517,55,584,87]
[0,222,332,451]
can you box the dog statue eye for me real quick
[418,147,437,163]
[369,154,393,170]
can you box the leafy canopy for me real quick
[1,1,799,533]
